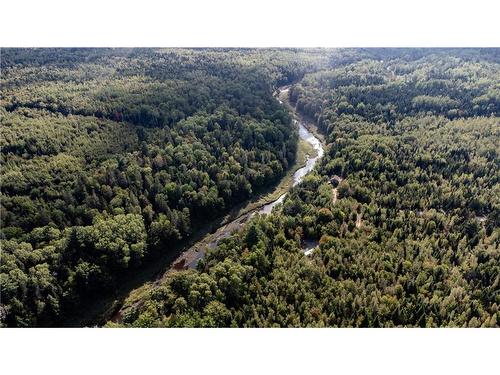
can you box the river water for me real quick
[258,120,324,215]
[183,88,325,268]
[70,86,325,326]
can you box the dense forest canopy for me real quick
[1,48,499,327]
[0,48,330,326]
[107,49,499,328]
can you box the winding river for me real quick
[175,87,325,270]
[71,86,325,326]
[257,121,324,215]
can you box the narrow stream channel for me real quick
[78,86,325,326]
[181,87,325,269]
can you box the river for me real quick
[176,87,325,269]
[254,121,324,215]
[68,86,325,326]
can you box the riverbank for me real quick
[107,86,326,325]
[161,87,324,273]
[278,86,326,145]
[61,85,322,327]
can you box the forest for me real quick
[106,49,499,328]
[0,48,329,326]
[1,48,499,327]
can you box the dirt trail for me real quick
[356,213,363,228]
[332,188,338,204]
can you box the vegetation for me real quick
[0,48,328,326]
[112,49,499,328]
[1,48,498,327]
